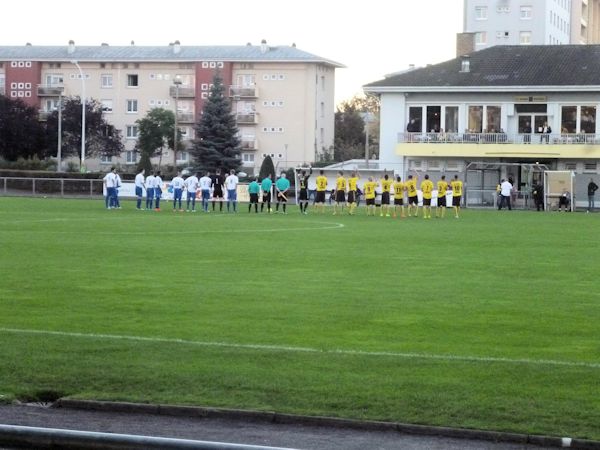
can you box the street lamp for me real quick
[71,60,86,171]
[361,112,375,168]
[56,88,64,172]
[173,76,182,167]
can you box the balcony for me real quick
[169,86,195,98]
[236,113,258,124]
[37,84,64,96]
[398,132,600,145]
[229,85,258,98]
[177,112,195,123]
[240,138,258,150]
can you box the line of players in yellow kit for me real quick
[311,170,463,219]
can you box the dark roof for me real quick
[364,45,600,90]
[0,44,344,67]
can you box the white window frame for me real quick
[126,125,138,139]
[475,6,488,20]
[101,74,113,88]
[125,151,136,164]
[101,99,113,113]
[520,5,532,19]
[127,74,139,87]
[126,99,138,113]
[520,31,532,44]
[475,32,487,45]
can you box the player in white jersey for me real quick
[224,169,239,213]
[145,172,155,210]
[171,171,185,211]
[134,169,145,210]
[102,167,117,209]
[199,172,213,212]
[153,171,163,210]
[184,172,199,212]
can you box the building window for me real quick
[127,99,138,113]
[486,106,501,132]
[475,6,487,19]
[408,106,423,133]
[176,152,189,163]
[126,125,138,138]
[561,106,577,133]
[520,6,532,19]
[100,155,112,164]
[445,106,459,133]
[242,153,255,164]
[320,102,325,118]
[520,31,532,44]
[127,74,139,87]
[581,106,596,133]
[475,32,487,45]
[101,99,113,113]
[125,151,136,164]
[468,106,483,132]
[101,74,113,88]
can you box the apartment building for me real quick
[459,0,600,54]
[0,41,343,172]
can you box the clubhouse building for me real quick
[364,45,600,206]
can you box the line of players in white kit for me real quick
[133,168,241,213]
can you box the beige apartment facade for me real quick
[0,41,342,173]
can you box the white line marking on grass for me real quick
[0,327,598,370]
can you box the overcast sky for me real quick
[4,0,464,103]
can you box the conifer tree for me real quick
[190,73,241,173]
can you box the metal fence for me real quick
[0,177,104,198]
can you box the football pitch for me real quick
[0,197,598,440]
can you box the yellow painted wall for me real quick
[396,143,600,159]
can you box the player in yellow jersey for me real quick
[392,176,406,218]
[420,174,434,219]
[450,174,463,218]
[347,170,359,215]
[315,170,328,214]
[363,177,378,215]
[379,174,392,217]
[405,173,419,217]
[333,171,347,215]
[436,175,448,218]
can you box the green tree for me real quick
[334,94,380,162]
[0,96,47,161]
[190,73,241,173]
[258,155,276,180]
[45,97,123,163]
[134,108,175,172]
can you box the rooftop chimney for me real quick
[260,39,267,54]
[101,42,109,46]
[173,40,181,54]
[68,40,75,54]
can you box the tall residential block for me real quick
[461,0,600,53]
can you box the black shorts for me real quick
[316,191,326,203]
[394,198,403,206]
[262,191,271,202]
[437,195,446,207]
[249,193,259,203]
[277,193,287,202]
[335,191,346,203]
[213,187,223,198]
[452,196,461,207]
[559,196,569,206]
[347,191,356,204]
[366,198,375,206]
[423,198,431,206]
[381,192,390,205]
[299,189,308,201]
[408,195,418,205]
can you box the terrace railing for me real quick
[398,132,600,145]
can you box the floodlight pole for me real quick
[56,89,63,172]
[71,60,86,171]
[173,76,182,167]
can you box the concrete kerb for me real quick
[54,399,600,449]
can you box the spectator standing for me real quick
[498,178,513,211]
[588,178,598,212]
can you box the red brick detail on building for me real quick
[5,60,41,108]
[194,61,233,120]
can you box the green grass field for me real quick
[0,197,598,439]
